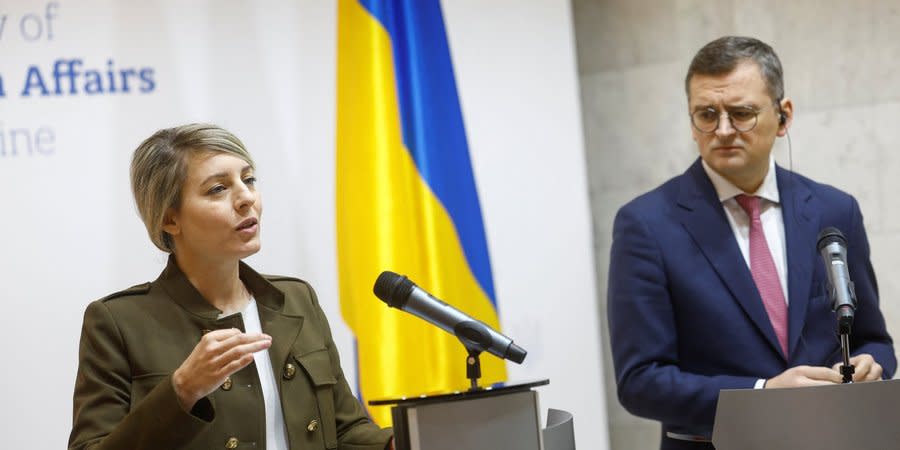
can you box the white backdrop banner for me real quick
[0,1,608,448]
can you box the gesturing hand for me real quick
[172,328,272,410]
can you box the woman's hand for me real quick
[172,328,272,410]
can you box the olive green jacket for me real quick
[69,258,391,450]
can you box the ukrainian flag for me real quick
[336,0,507,426]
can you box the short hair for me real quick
[685,36,784,103]
[130,123,254,252]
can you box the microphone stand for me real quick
[454,321,493,391]
[837,306,854,384]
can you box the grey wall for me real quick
[572,0,900,448]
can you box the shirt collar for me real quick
[701,157,780,204]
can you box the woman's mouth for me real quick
[236,218,259,232]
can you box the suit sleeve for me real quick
[68,300,213,450]
[607,205,758,431]
[842,198,896,376]
[304,284,394,450]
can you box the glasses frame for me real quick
[690,104,777,134]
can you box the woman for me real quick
[69,124,392,450]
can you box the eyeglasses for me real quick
[690,104,775,133]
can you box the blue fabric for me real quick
[360,0,496,303]
[607,159,896,446]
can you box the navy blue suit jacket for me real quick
[607,159,895,448]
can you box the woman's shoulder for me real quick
[98,282,153,303]
[262,274,308,285]
[261,274,315,299]
[81,282,155,328]
[258,274,326,314]
[261,273,312,291]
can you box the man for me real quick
[607,36,896,450]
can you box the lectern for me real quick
[712,379,900,450]
[370,380,549,450]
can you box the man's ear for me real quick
[777,97,794,137]
[161,208,181,236]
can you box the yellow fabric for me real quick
[336,0,507,426]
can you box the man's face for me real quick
[688,60,788,192]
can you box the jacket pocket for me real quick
[295,349,338,449]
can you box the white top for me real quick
[238,298,290,450]
[701,158,789,390]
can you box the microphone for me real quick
[373,271,527,364]
[817,227,856,334]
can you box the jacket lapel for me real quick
[257,305,304,384]
[155,258,309,386]
[675,159,786,358]
[241,264,305,383]
[776,167,818,361]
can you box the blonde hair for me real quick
[130,123,254,252]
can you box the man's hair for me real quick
[130,123,254,252]
[685,36,784,102]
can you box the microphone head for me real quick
[373,271,416,308]
[817,227,847,251]
[506,342,527,364]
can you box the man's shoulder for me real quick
[778,167,858,207]
[617,170,689,217]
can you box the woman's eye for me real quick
[208,185,226,195]
[244,176,257,186]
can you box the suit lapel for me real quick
[675,160,786,358]
[777,167,818,361]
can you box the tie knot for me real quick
[735,194,761,220]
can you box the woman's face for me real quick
[163,151,262,262]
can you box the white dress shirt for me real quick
[701,158,788,389]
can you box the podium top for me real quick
[713,379,900,450]
[367,379,549,406]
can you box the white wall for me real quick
[0,1,608,448]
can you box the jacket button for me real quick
[307,419,319,432]
[283,363,297,380]
[225,437,239,449]
[221,377,233,391]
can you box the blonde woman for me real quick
[69,124,392,450]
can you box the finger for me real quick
[846,354,873,382]
[852,358,873,382]
[219,351,257,377]
[217,338,272,365]
[797,366,843,384]
[218,331,272,349]
[850,353,875,365]
[203,328,244,341]
[206,332,271,357]
[797,377,841,388]
[865,362,883,381]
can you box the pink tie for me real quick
[735,194,789,358]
